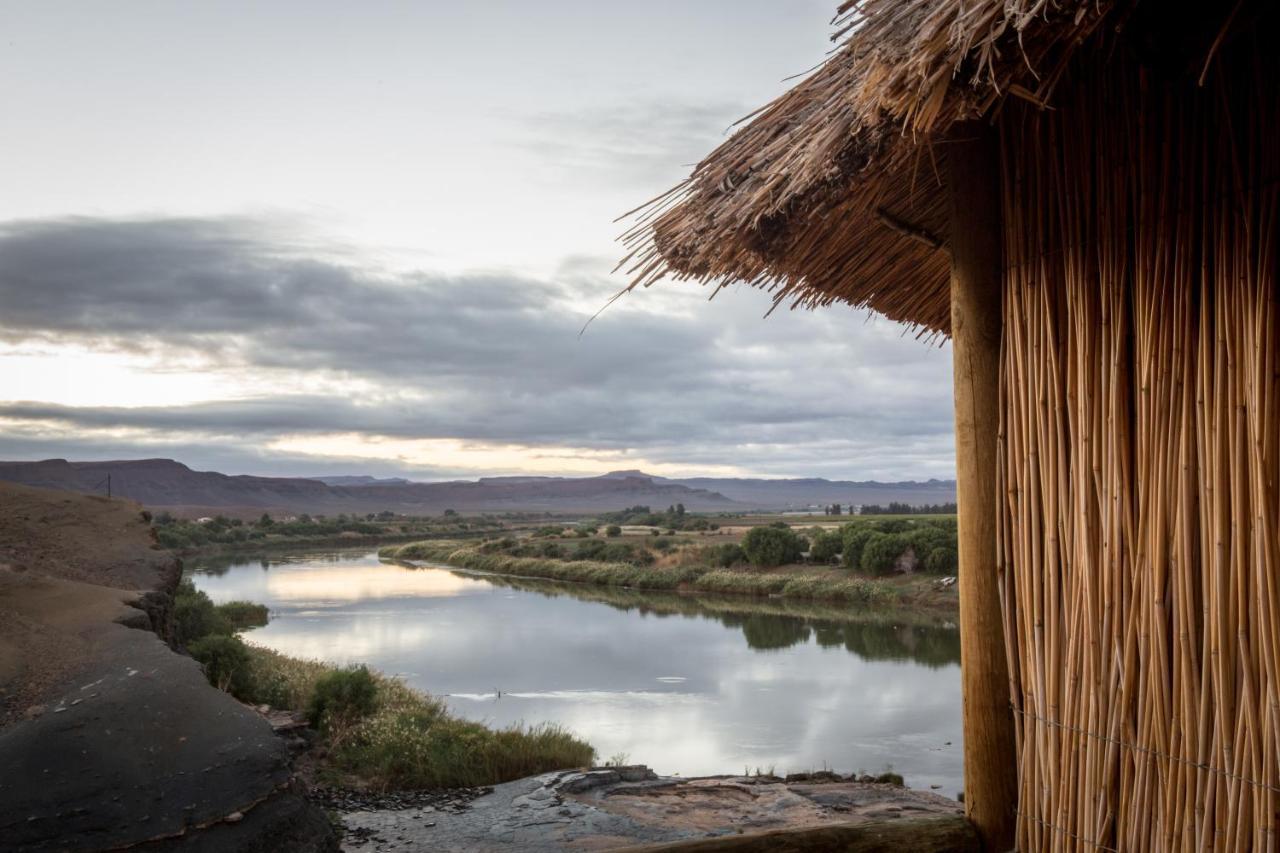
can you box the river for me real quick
[188,548,963,795]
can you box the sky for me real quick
[0,1,954,482]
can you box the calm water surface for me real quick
[189,549,963,794]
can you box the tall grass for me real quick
[691,570,893,605]
[240,645,594,790]
[382,542,894,605]
[385,543,706,588]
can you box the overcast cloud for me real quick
[0,216,953,479]
[0,1,954,481]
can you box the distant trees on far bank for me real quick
[859,502,957,515]
[594,504,718,532]
[151,511,489,550]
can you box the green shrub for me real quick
[904,524,951,554]
[308,665,380,731]
[741,525,804,568]
[809,530,842,563]
[234,646,595,790]
[605,525,622,537]
[714,543,745,567]
[860,532,908,574]
[215,600,269,631]
[924,546,958,575]
[174,580,231,646]
[189,634,252,695]
[841,525,877,570]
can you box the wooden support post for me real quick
[947,121,1017,852]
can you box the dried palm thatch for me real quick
[618,0,1117,335]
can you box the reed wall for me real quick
[998,38,1279,851]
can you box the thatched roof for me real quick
[618,0,1117,336]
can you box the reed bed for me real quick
[381,543,895,606]
[999,38,1278,851]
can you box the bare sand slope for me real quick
[0,482,176,725]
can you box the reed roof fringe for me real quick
[619,0,1117,336]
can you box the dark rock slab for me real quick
[0,619,329,851]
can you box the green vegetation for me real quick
[859,531,907,573]
[188,634,253,695]
[382,542,892,606]
[175,578,595,790]
[214,600,270,630]
[807,529,843,563]
[476,535,655,565]
[860,502,957,515]
[382,512,960,609]
[174,579,270,645]
[837,517,958,575]
[594,504,719,532]
[308,665,379,731]
[153,511,497,553]
[693,570,892,605]
[740,525,806,568]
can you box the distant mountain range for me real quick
[0,458,956,517]
[598,470,956,509]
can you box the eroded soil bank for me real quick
[0,482,335,852]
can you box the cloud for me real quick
[519,100,749,188]
[0,216,955,478]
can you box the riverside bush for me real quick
[860,532,910,574]
[215,600,269,631]
[188,634,252,695]
[173,580,232,645]
[308,665,379,731]
[808,530,843,563]
[741,525,804,568]
[924,546,958,574]
[840,526,875,569]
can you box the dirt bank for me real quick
[0,482,335,852]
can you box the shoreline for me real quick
[173,530,488,559]
[380,541,959,619]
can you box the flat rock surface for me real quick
[337,768,962,852]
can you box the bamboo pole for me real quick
[948,119,1019,852]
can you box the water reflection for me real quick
[453,568,960,664]
[189,549,963,795]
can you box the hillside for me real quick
[0,459,739,516]
[600,470,957,510]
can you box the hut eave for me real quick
[621,0,1118,334]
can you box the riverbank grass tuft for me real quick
[176,578,595,790]
[242,647,595,790]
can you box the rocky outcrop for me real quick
[336,767,963,852]
[0,482,336,852]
